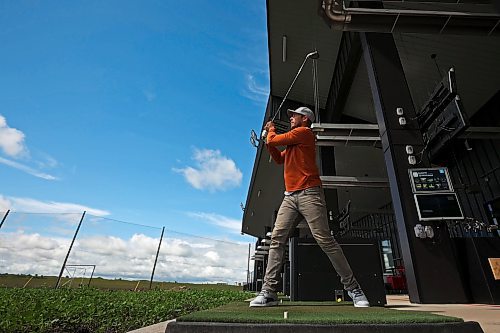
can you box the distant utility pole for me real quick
[55,211,86,289]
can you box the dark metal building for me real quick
[242,0,500,304]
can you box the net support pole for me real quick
[150,226,165,290]
[55,211,86,289]
[88,265,96,287]
[246,243,251,285]
[0,210,10,231]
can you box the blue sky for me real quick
[0,1,269,281]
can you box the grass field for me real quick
[0,273,250,332]
[0,286,252,333]
[0,273,242,291]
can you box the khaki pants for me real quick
[262,186,358,292]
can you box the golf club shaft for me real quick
[262,50,318,139]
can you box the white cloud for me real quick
[0,115,59,180]
[77,236,127,256]
[156,236,249,283]
[174,148,242,191]
[0,115,27,157]
[218,45,269,105]
[36,153,58,169]
[0,195,250,284]
[162,238,194,257]
[0,196,10,212]
[204,251,220,262]
[0,157,58,180]
[0,230,250,284]
[0,194,110,217]
[243,73,269,103]
[188,212,242,234]
[0,231,71,276]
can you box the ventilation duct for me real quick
[323,0,500,35]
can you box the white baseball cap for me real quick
[287,106,315,122]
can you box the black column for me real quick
[361,32,467,303]
[320,146,340,231]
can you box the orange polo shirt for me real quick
[266,126,322,192]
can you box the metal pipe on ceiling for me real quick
[323,0,352,24]
[322,0,500,35]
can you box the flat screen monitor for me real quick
[414,193,464,221]
[409,167,453,193]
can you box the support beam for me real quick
[313,124,500,145]
[361,32,468,303]
[458,126,500,140]
[313,123,381,147]
[321,176,389,188]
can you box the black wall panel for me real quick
[289,238,386,306]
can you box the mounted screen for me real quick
[414,193,464,221]
[409,167,453,193]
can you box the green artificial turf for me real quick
[177,301,463,325]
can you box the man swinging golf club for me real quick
[250,106,370,308]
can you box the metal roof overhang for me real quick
[267,0,343,110]
[241,0,500,238]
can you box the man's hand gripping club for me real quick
[262,121,275,142]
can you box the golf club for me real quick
[261,50,320,139]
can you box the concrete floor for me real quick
[386,295,500,333]
[128,295,500,333]
[127,319,174,333]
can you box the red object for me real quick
[387,275,407,290]
[387,265,407,290]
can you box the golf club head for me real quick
[306,50,320,59]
